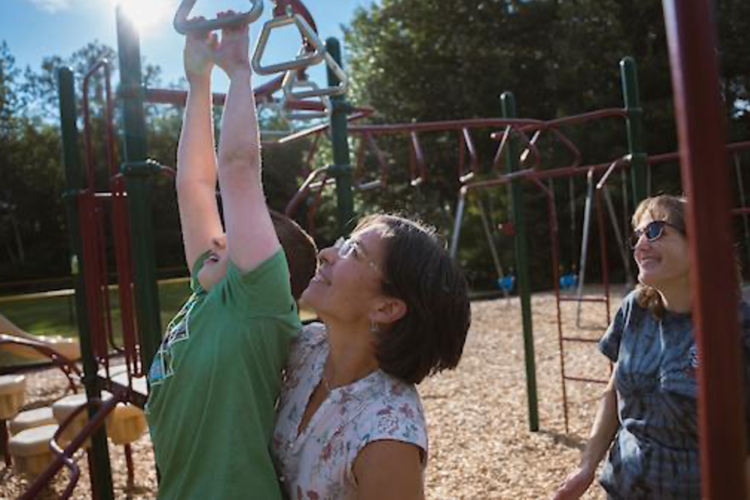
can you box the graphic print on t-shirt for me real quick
[148,294,199,386]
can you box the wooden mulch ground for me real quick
[1,288,623,499]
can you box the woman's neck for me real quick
[657,277,692,313]
[322,319,379,389]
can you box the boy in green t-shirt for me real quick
[145,16,317,500]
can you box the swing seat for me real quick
[559,274,578,290]
[0,374,26,420]
[498,276,516,292]
[10,406,55,435]
[106,403,146,445]
[8,424,58,476]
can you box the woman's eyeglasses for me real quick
[333,237,387,282]
[630,220,682,249]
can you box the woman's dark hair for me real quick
[632,195,687,318]
[354,214,471,384]
[270,210,317,301]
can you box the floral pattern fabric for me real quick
[272,323,428,500]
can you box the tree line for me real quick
[1,0,750,293]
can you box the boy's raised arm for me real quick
[212,18,280,273]
[176,28,225,269]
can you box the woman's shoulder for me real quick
[293,321,327,350]
[287,322,328,370]
[621,288,642,311]
[352,374,427,448]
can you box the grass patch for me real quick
[2,278,318,342]
[1,279,193,340]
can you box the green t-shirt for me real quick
[146,250,300,500]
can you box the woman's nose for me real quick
[633,234,651,252]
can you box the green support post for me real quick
[621,57,648,207]
[58,67,114,500]
[325,37,355,235]
[502,92,539,432]
[116,7,163,372]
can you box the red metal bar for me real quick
[78,194,107,364]
[272,0,319,46]
[284,166,329,218]
[111,175,140,381]
[558,296,608,304]
[307,169,330,235]
[564,376,608,384]
[269,108,374,147]
[0,336,81,392]
[663,2,747,498]
[364,133,389,188]
[351,117,541,136]
[1,420,8,467]
[143,74,285,106]
[530,176,570,432]
[518,108,628,134]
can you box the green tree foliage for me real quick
[0,38,311,289]
[0,42,66,283]
[343,0,750,290]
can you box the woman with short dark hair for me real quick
[272,213,471,499]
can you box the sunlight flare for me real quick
[114,0,173,34]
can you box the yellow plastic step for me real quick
[106,403,147,445]
[0,374,26,420]
[52,391,112,447]
[8,424,58,476]
[10,406,55,435]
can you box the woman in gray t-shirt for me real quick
[554,194,750,500]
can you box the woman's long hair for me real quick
[632,195,687,318]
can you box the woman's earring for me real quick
[369,321,381,334]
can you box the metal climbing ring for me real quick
[173,0,264,35]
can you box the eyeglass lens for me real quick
[630,221,666,248]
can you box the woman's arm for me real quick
[353,440,425,500]
[553,371,620,500]
[176,28,224,269]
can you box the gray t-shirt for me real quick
[598,290,750,500]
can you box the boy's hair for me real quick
[270,211,317,301]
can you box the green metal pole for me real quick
[58,67,114,500]
[502,92,539,432]
[621,57,648,206]
[115,7,162,372]
[325,37,355,235]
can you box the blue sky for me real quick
[1,0,377,91]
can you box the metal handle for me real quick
[252,13,326,75]
[173,0,264,35]
[280,78,331,120]
[280,52,348,99]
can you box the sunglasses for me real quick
[630,220,682,249]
